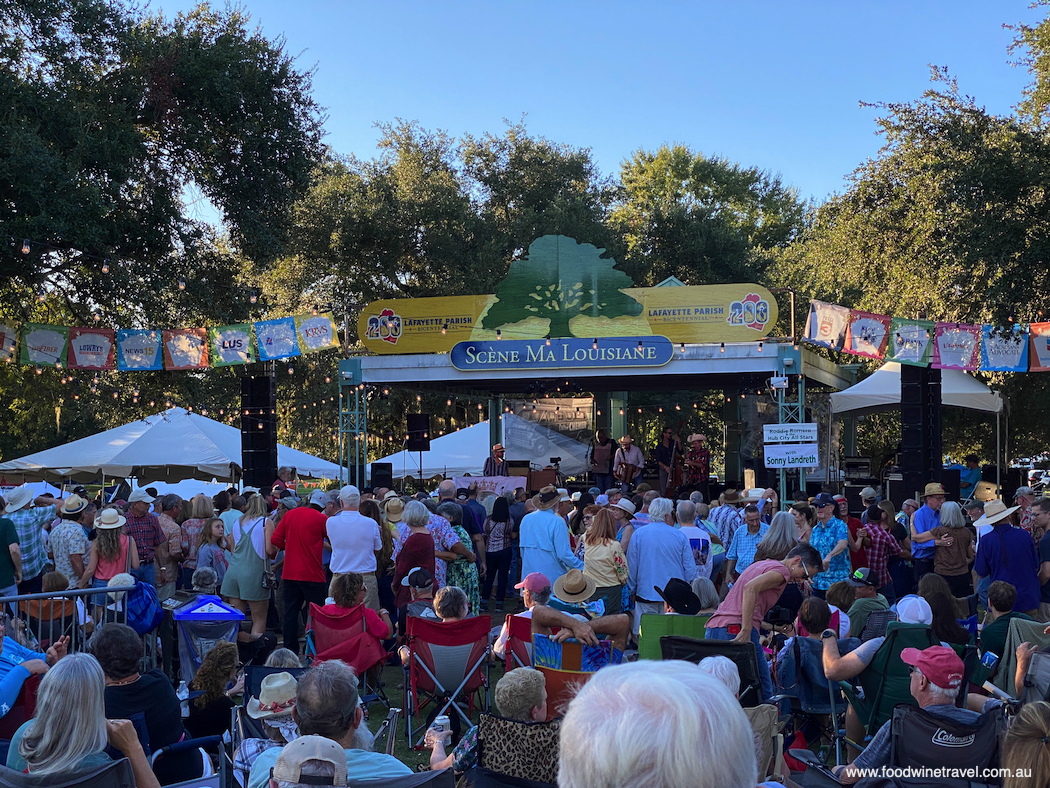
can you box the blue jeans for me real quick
[131,563,155,586]
[977,575,991,609]
[705,624,773,702]
[595,474,614,493]
[709,552,726,582]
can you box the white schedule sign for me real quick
[763,423,818,444]
[764,443,820,469]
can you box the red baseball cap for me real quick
[514,572,551,593]
[901,645,964,689]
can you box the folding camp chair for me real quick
[535,666,593,721]
[858,607,897,642]
[18,597,81,650]
[954,593,979,619]
[950,643,978,707]
[403,615,491,747]
[0,673,39,740]
[887,702,1005,773]
[659,635,762,707]
[636,612,710,661]
[305,603,390,708]
[0,758,135,788]
[505,614,535,668]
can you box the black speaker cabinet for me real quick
[370,462,394,489]
[407,413,431,452]
[241,375,277,489]
[939,467,961,502]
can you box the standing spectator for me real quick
[1016,486,1038,539]
[724,504,769,586]
[861,504,902,602]
[881,500,915,599]
[808,493,850,599]
[929,501,975,597]
[436,503,482,615]
[392,499,471,591]
[836,495,870,572]
[50,496,91,589]
[3,486,56,593]
[910,482,946,582]
[155,494,183,602]
[627,498,697,635]
[583,509,628,615]
[897,498,920,530]
[519,486,583,586]
[790,501,815,543]
[480,496,514,612]
[220,494,246,532]
[77,509,139,608]
[196,518,229,586]
[677,501,715,580]
[1033,499,1050,621]
[221,494,273,642]
[436,481,486,577]
[123,489,166,587]
[360,499,397,629]
[271,490,330,654]
[975,500,1039,615]
[326,486,382,611]
[392,502,437,619]
[180,494,217,588]
[708,489,746,555]
[589,429,615,492]
[273,467,296,493]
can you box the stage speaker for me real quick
[506,460,530,477]
[370,462,394,489]
[406,414,431,452]
[843,483,876,517]
[241,375,277,489]
[939,467,961,502]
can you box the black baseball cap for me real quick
[401,567,433,589]
[813,493,837,508]
[847,567,877,587]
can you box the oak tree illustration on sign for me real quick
[481,235,643,337]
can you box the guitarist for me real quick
[655,426,681,496]
[683,433,711,502]
[612,434,644,492]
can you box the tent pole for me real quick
[997,409,1001,498]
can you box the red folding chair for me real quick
[505,614,534,669]
[305,603,390,707]
[403,615,491,747]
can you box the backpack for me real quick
[125,580,164,635]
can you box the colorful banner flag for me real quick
[932,323,981,370]
[803,300,849,351]
[295,313,340,354]
[67,328,116,370]
[20,323,69,367]
[208,324,255,367]
[0,324,17,363]
[844,310,891,359]
[887,318,933,366]
[117,330,163,371]
[981,324,1028,372]
[162,328,209,370]
[255,317,301,361]
[1029,323,1050,372]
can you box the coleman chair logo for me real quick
[932,728,975,747]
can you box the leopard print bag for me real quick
[477,713,561,784]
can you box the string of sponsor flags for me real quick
[804,300,1041,372]
[0,313,341,371]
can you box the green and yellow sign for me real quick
[357,235,778,355]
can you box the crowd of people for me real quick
[3,460,1050,787]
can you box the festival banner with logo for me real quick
[20,323,69,367]
[208,324,255,367]
[932,323,981,370]
[0,324,18,364]
[254,317,301,361]
[67,328,116,370]
[117,330,163,371]
[295,313,340,354]
[887,318,933,366]
[1028,323,1050,372]
[981,324,1028,372]
[844,311,892,359]
[804,300,850,351]
[162,328,209,370]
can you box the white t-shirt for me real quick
[233,516,267,559]
[678,525,713,579]
[326,510,382,574]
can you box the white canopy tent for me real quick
[372,413,591,480]
[0,408,342,485]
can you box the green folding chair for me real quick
[637,613,710,661]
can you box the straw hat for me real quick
[95,508,126,530]
[611,498,636,516]
[385,497,404,522]
[741,488,766,504]
[4,487,34,513]
[247,672,298,720]
[688,434,706,444]
[922,482,946,497]
[60,494,89,516]
[553,569,596,604]
[973,499,1020,528]
[531,485,562,511]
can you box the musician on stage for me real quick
[655,427,681,496]
[683,433,711,501]
[612,434,645,492]
[483,443,510,476]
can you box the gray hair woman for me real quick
[434,586,469,622]
[753,511,800,562]
[9,653,159,788]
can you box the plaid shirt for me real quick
[6,504,55,580]
[863,523,901,588]
[124,511,164,562]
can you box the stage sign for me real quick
[450,336,674,372]
[763,423,818,443]
[764,443,820,469]
[451,476,528,496]
[357,236,777,354]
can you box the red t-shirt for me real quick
[271,506,328,583]
[847,517,868,571]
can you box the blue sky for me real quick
[160,0,1044,205]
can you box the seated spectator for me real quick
[6,653,159,788]
[690,577,721,615]
[845,568,889,637]
[402,567,438,620]
[35,570,93,639]
[697,654,740,697]
[86,622,196,784]
[655,578,702,615]
[425,667,548,775]
[266,648,303,669]
[320,572,393,639]
[981,581,1033,659]
[559,661,757,788]
[824,581,855,638]
[270,735,348,788]
[234,672,299,778]
[834,646,1002,783]
[434,585,470,623]
[186,640,238,738]
[192,566,219,595]
[775,598,859,714]
[0,610,68,715]
[926,590,972,647]
[1001,700,1050,788]
[248,660,411,788]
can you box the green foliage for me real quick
[1008,1,1050,126]
[480,235,641,336]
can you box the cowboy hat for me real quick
[247,672,298,720]
[973,499,1020,528]
[655,578,702,615]
[611,498,636,516]
[531,485,562,510]
[492,443,505,452]
[3,487,35,513]
[95,508,126,530]
[60,494,89,516]
[687,434,707,443]
[385,497,405,522]
[553,569,596,604]
[382,489,399,501]
[922,482,946,497]
[721,489,741,504]
[741,488,766,503]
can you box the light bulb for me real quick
[102,259,110,274]
[249,289,257,304]
[680,343,685,353]
[36,288,45,302]
[324,376,331,384]
[287,366,294,374]
[21,239,30,255]
[496,330,502,340]
[720,342,725,352]
[545,336,551,346]
[441,324,448,335]
[178,276,186,290]
[312,306,319,316]
[592,338,598,350]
